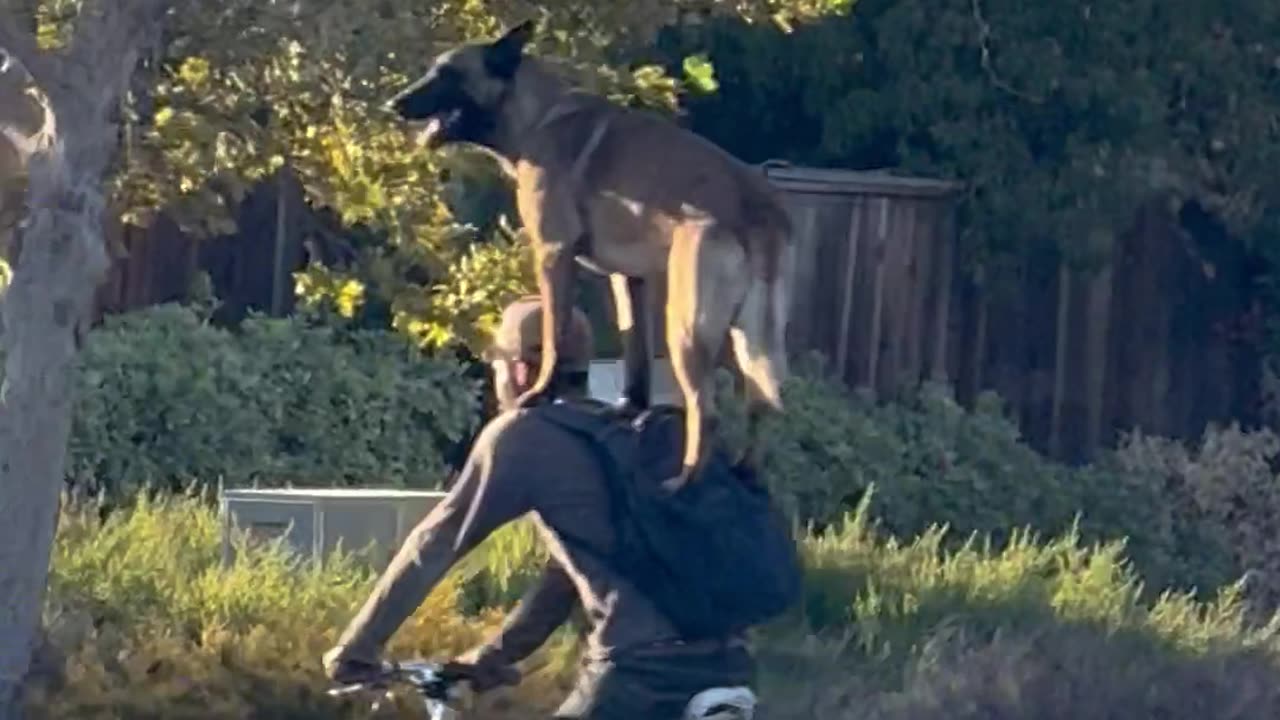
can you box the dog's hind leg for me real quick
[609,272,653,412]
[729,238,792,471]
[662,221,749,492]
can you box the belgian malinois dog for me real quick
[388,21,793,490]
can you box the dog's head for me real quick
[388,21,535,150]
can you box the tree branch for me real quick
[29,0,176,184]
[971,0,1045,105]
[59,0,170,103]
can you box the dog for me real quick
[387,21,793,491]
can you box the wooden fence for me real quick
[764,165,1262,462]
[765,166,960,396]
[94,171,310,324]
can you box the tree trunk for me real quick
[0,200,99,717]
[0,2,170,713]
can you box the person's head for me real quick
[483,296,594,411]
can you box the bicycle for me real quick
[327,657,759,720]
[326,659,472,719]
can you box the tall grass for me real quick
[799,495,1271,658]
[27,494,1280,719]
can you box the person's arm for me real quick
[468,559,578,667]
[328,414,536,664]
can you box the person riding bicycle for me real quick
[322,296,757,719]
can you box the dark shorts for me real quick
[553,641,756,720]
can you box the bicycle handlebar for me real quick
[327,659,476,718]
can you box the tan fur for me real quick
[415,32,793,489]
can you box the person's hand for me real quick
[321,646,384,685]
[450,646,522,693]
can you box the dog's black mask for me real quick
[388,21,533,150]
[390,64,495,148]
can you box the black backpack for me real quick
[535,401,804,641]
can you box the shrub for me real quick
[1109,425,1280,615]
[29,493,1280,719]
[743,361,1237,598]
[67,304,482,497]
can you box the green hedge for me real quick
[737,359,1238,598]
[65,304,481,496]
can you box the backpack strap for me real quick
[531,401,643,563]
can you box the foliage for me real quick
[1110,426,1280,614]
[653,0,1280,336]
[67,303,481,498]
[718,359,1238,597]
[385,231,537,352]
[451,517,551,615]
[798,495,1263,656]
[28,492,1280,718]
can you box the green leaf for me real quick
[682,54,719,94]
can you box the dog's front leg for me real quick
[514,239,577,408]
[609,273,652,412]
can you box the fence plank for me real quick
[834,197,863,379]
[929,208,955,383]
[864,196,891,391]
[1049,260,1071,457]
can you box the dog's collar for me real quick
[529,96,610,185]
[570,118,609,182]
[531,92,594,132]
[534,101,579,131]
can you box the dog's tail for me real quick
[730,226,792,412]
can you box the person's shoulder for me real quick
[472,403,582,442]
[476,400,620,446]
[461,410,541,470]
[470,408,533,447]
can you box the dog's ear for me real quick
[484,20,535,79]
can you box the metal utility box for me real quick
[220,488,446,569]
[588,358,682,406]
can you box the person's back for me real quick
[323,296,756,719]
[436,398,690,659]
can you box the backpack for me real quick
[534,401,804,641]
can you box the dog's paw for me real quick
[660,466,696,495]
[659,476,688,495]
